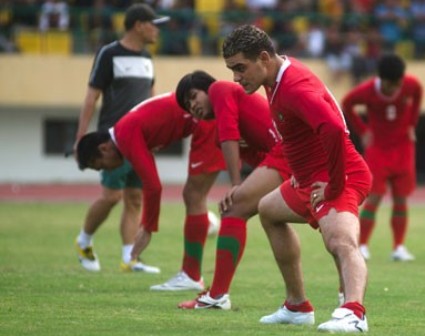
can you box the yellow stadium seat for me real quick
[112,12,125,34]
[15,31,43,54]
[292,16,309,34]
[188,34,202,56]
[195,0,224,12]
[44,31,72,55]
[395,40,414,59]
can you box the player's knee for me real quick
[325,235,357,257]
[101,190,123,206]
[258,196,274,227]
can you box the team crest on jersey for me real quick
[277,113,284,121]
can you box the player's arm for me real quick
[296,92,347,200]
[75,87,101,146]
[341,86,369,136]
[221,140,242,186]
[130,151,161,231]
[410,79,423,126]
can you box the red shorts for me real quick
[280,173,370,229]
[188,120,226,175]
[258,143,292,180]
[365,144,416,196]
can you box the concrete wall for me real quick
[1,55,424,183]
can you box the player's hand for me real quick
[72,139,80,161]
[408,126,416,142]
[361,130,372,148]
[310,181,327,209]
[219,185,239,214]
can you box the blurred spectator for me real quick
[220,0,249,37]
[159,0,193,55]
[345,25,370,85]
[324,22,352,82]
[39,0,70,32]
[269,1,303,56]
[85,0,115,52]
[0,0,18,52]
[374,0,408,52]
[246,0,278,11]
[318,0,344,21]
[302,18,326,58]
[410,0,425,58]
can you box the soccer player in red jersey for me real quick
[76,92,225,282]
[222,25,372,333]
[174,71,292,309]
[342,54,423,262]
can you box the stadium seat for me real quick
[44,31,72,55]
[15,30,43,54]
[112,12,125,34]
[395,40,414,59]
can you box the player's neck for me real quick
[120,33,145,52]
[266,56,284,88]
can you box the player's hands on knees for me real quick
[310,181,327,208]
[219,185,239,214]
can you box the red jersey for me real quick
[266,57,368,200]
[112,92,197,231]
[209,81,281,167]
[342,75,422,149]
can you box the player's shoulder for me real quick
[95,41,120,57]
[404,74,423,88]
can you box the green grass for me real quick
[1,202,424,335]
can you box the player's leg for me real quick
[317,210,368,333]
[179,167,283,309]
[358,193,382,259]
[151,172,220,291]
[182,172,220,278]
[389,155,416,261]
[120,187,142,256]
[258,183,315,325]
[359,146,386,260]
[75,169,123,272]
[210,167,283,297]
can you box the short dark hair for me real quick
[124,3,169,31]
[222,25,276,60]
[377,54,406,81]
[175,70,216,111]
[76,131,111,170]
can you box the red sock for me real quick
[284,300,314,312]
[391,203,407,248]
[342,301,366,319]
[182,214,209,281]
[209,217,246,298]
[359,202,378,245]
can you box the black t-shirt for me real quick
[89,41,154,131]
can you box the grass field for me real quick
[1,201,424,335]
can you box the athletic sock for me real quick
[77,229,93,249]
[359,202,378,245]
[209,217,246,298]
[342,301,366,319]
[284,300,314,312]
[122,244,133,264]
[182,213,209,281]
[391,203,408,248]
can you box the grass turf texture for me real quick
[1,202,424,335]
